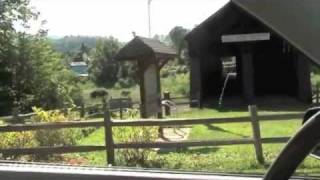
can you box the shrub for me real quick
[70,88,84,107]
[162,73,190,97]
[114,126,162,167]
[114,109,162,167]
[90,89,109,99]
[31,107,83,160]
[118,78,135,88]
[0,132,37,160]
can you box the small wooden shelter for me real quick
[116,36,176,118]
[186,0,319,106]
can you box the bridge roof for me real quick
[187,0,320,65]
[115,36,176,61]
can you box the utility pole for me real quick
[148,0,152,38]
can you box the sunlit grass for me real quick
[72,105,320,176]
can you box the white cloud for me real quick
[29,0,228,41]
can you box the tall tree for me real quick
[0,0,38,113]
[89,37,121,87]
[169,26,189,64]
[0,0,79,113]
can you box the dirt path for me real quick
[158,127,191,142]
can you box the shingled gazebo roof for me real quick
[115,36,176,61]
[186,0,320,66]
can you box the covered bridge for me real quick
[186,0,319,106]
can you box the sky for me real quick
[29,0,228,41]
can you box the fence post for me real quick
[12,106,22,124]
[80,103,85,118]
[164,91,171,116]
[248,105,265,164]
[197,92,202,109]
[104,104,115,166]
[317,85,319,104]
[119,99,123,119]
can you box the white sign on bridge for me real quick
[222,33,270,43]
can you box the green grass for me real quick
[75,77,320,176]
[79,73,189,105]
[74,128,106,165]
[71,106,320,177]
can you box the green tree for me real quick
[89,37,121,87]
[0,0,39,113]
[0,0,80,113]
[169,26,189,64]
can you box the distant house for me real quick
[186,0,318,106]
[70,61,88,77]
[69,44,90,77]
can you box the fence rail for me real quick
[0,105,304,166]
[0,92,193,123]
[313,85,320,104]
[0,113,303,132]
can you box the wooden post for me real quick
[296,53,312,103]
[241,45,255,104]
[139,104,143,118]
[119,99,123,120]
[317,85,319,104]
[248,105,264,164]
[80,103,85,118]
[197,92,202,109]
[164,91,171,116]
[104,104,115,166]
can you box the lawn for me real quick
[79,73,190,105]
[71,106,320,177]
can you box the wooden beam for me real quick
[241,45,255,103]
[0,113,303,133]
[114,139,254,149]
[296,53,312,103]
[0,120,104,132]
[112,113,302,127]
[249,105,264,164]
[189,56,202,107]
[0,146,105,155]
[222,33,270,43]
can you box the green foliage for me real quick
[49,36,98,54]
[88,37,138,89]
[162,73,190,96]
[0,107,84,161]
[113,109,161,167]
[31,107,83,160]
[89,37,121,87]
[30,39,81,109]
[0,0,37,113]
[0,0,82,113]
[90,88,108,99]
[0,131,37,160]
[169,26,189,64]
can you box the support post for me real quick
[317,85,319,104]
[164,91,171,116]
[80,103,85,118]
[197,92,202,109]
[104,104,115,166]
[119,100,123,120]
[296,53,312,103]
[190,56,202,108]
[241,45,255,104]
[249,105,264,164]
[156,67,163,119]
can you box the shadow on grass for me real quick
[158,147,220,155]
[202,96,311,113]
[205,124,249,138]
